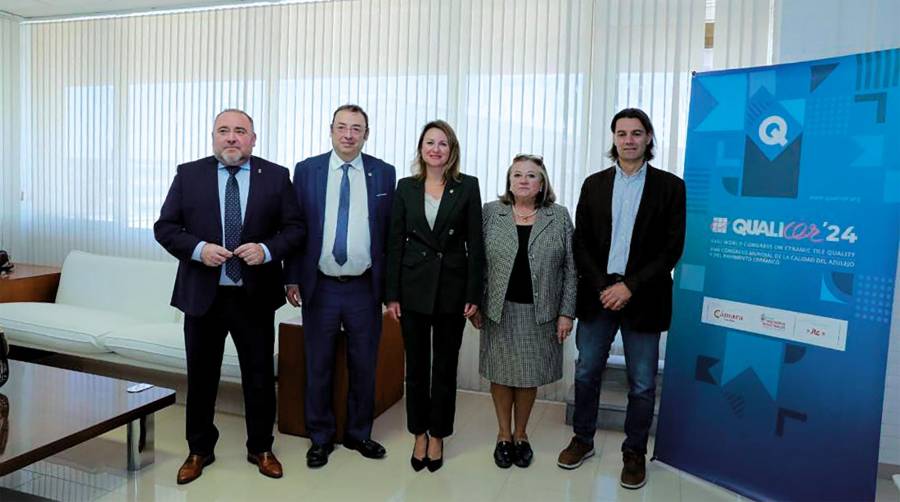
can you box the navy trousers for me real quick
[301,274,381,445]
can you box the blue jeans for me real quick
[572,310,660,454]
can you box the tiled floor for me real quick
[1,391,898,502]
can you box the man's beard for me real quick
[216,149,247,166]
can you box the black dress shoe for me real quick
[494,441,516,468]
[426,437,443,472]
[426,456,442,472]
[410,454,429,472]
[514,440,533,468]
[306,442,334,468]
[343,437,386,459]
[410,434,428,472]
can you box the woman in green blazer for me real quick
[385,120,484,472]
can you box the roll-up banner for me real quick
[655,49,900,501]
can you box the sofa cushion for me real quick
[0,303,139,354]
[100,307,293,378]
[56,250,180,324]
[101,323,243,378]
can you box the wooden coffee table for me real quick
[0,360,175,475]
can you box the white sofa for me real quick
[0,250,297,382]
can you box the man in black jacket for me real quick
[557,108,686,490]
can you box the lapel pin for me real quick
[258,169,262,173]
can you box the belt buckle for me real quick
[336,275,350,283]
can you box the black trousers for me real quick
[400,310,466,438]
[184,286,276,455]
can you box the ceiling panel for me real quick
[0,0,258,19]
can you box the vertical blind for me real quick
[712,0,774,69]
[0,15,21,253]
[11,0,710,266]
[2,0,778,398]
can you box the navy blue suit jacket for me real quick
[284,152,396,305]
[154,156,304,316]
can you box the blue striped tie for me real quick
[332,164,351,266]
[224,166,242,282]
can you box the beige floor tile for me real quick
[4,391,899,501]
[679,472,741,502]
[875,477,900,502]
[400,459,511,502]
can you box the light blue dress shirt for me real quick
[191,160,272,286]
[318,151,371,277]
[606,162,647,275]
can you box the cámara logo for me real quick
[713,309,743,322]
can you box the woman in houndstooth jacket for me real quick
[471,154,577,469]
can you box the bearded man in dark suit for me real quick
[155,108,304,484]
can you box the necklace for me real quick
[512,206,538,220]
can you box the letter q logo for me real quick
[758,115,788,146]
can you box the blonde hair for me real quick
[498,154,556,208]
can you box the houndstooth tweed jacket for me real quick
[481,200,577,325]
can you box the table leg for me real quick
[127,414,155,471]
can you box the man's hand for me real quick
[234,243,265,266]
[463,303,479,319]
[600,282,632,311]
[386,301,402,322]
[200,243,233,267]
[556,315,574,343]
[285,284,301,307]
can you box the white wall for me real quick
[777,0,900,63]
[775,0,900,469]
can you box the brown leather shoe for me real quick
[176,453,215,485]
[247,451,283,478]
[620,449,647,489]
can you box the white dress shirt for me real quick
[318,151,371,276]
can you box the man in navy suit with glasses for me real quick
[285,104,396,468]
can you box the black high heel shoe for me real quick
[426,437,443,472]
[410,434,429,472]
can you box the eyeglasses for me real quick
[332,124,367,136]
[513,153,544,165]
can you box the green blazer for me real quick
[385,174,484,315]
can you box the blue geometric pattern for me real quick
[721,330,783,400]
[745,88,802,161]
[656,49,900,502]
